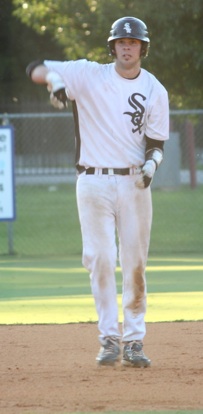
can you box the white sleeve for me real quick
[145,87,169,141]
[44,59,88,100]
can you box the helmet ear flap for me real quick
[141,42,150,58]
[108,40,116,56]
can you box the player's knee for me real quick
[83,248,116,274]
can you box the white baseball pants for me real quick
[76,172,152,342]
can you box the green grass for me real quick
[0,184,82,257]
[151,185,203,255]
[1,184,203,257]
[0,256,202,324]
[1,256,203,297]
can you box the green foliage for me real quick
[0,0,65,110]
[11,0,203,108]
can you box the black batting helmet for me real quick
[108,17,150,57]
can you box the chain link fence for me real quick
[0,110,203,257]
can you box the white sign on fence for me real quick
[0,126,16,221]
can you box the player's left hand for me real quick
[136,160,156,188]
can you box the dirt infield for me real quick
[0,322,203,414]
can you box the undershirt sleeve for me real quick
[145,136,164,152]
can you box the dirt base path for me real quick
[0,322,203,413]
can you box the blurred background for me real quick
[0,0,203,258]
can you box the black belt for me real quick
[79,167,131,175]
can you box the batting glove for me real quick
[46,71,68,109]
[136,160,156,189]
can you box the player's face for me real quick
[114,38,142,70]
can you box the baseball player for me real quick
[26,16,169,367]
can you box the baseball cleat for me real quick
[96,336,120,366]
[122,340,151,367]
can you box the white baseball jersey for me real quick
[44,59,169,168]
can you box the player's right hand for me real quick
[46,71,68,109]
[50,89,68,109]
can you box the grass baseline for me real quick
[0,256,203,325]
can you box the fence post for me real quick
[185,120,196,189]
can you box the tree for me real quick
[4,0,203,108]
[0,0,65,112]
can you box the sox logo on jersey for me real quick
[123,93,146,134]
